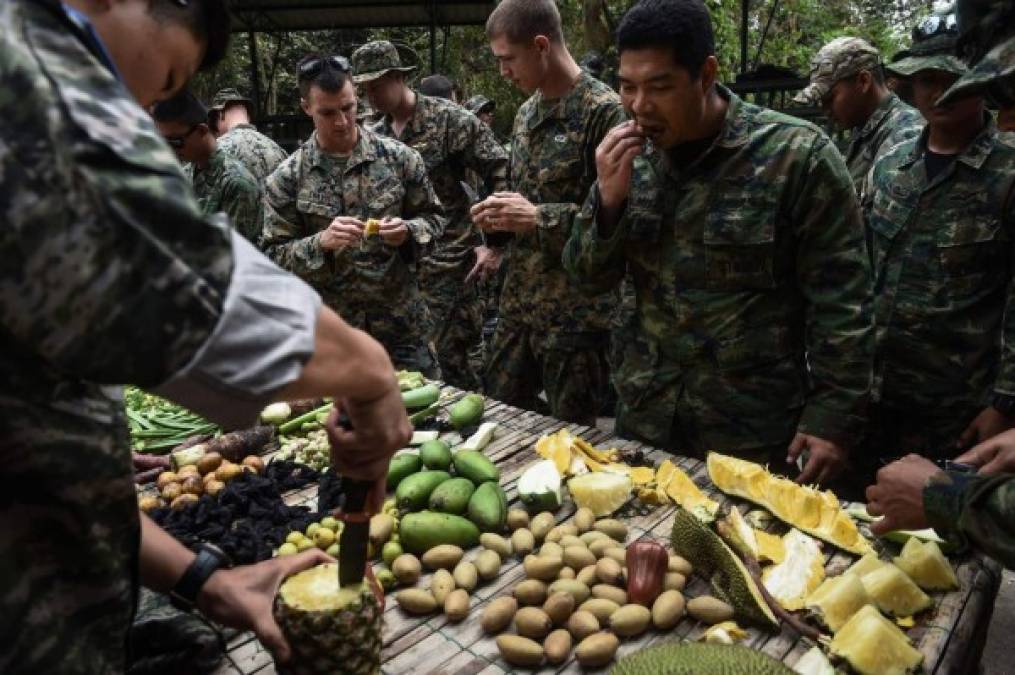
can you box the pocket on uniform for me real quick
[612,329,661,410]
[366,177,403,216]
[296,198,338,230]
[703,192,778,290]
[935,216,1004,299]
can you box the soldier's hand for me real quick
[320,217,364,251]
[596,120,644,210]
[326,388,412,496]
[377,217,409,246]
[866,454,940,535]
[471,192,538,233]
[197,548,332,663]
[466,245,503,283]
[787,432,849,485]
[956,406,1015,450]
[957,428,1015,474]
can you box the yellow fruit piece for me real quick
[893,537,958,591]
[535,430,576,476]
[707,453,874,556]
[860,564,932,617]
[568,472,632,517]
[364,219,381,236]
[896,616,915,628]
[661,460,720,521]
[723,508,785,564]
[829,605,923,675]
[755,530,786,564]
[699,621,748,644]
[573,437,618,464]
[762,529,825,611]
[806,572,871,633]
[628,466,655,485]
[636,486,670,505]
[847,553,887,579]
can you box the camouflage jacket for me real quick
[217,123,288,186]
[500,72,624,335]
[846,93,922,195]
[924,470,1015,569]
[193,145,262,243]
[564,87,875,449]
[865,118,1015,413]
[372,92,508,270]
[261,127,444,335]
[0,0,234,670]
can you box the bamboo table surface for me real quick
[215,388,1002,675]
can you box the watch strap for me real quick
[169,545,228,611]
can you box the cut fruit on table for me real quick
[568,472,633,517]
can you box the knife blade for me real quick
[328,412,374,587]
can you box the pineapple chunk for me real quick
[829,605,923,675]
[893,537,959,591]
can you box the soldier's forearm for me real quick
[138,513,197,593]
[924,471,1015,568]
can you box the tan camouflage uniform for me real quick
[487,72,624,425]
[565,86,875,463]
[261,126,445,376]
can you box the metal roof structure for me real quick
[230,0,497,33]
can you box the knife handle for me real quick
[326,411,376,518]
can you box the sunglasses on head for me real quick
[165,124,200,148]
[298,55,351,80]
[912,14,958,42]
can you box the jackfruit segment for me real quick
[762,529,825,611]
[724,508,787,564]
[651,459,720,521]
[860,563,932,617]
[611,641,796,675]
[805,573,871,632]
[670,507,779,629]
[893,537,959,591]
[535,429,577,475]
[699,621,749,644]
[364,219,381,236]
[846,553,887,579]
[707,453,874,556]
[792,646,835,675]
[829,605,923,675]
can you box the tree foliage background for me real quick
[193,0,938,139]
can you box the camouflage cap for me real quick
[465,95,495,115]
[210,87,253,111]
[351,41,416,84]
[886,33,969,78]
[792,37,882,105]
[937,36,1015,105]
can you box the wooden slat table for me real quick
[214,389,1002,675]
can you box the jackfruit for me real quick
[792,646,835,675]
[762,529,825,611]
[805,573,871,632]
[611,641,796,675]
[829,605,923,675]
[846,553,886,579]
[670,507,779,629]
[724,508,786,564]
[893,537,959,591]
[656,459,720,521]
[699,621,749,644]
[861,563,932,617]
[707,453,874,556]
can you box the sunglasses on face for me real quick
[298,55,351,80]
[912,14,958,42]
[165,125,199,148]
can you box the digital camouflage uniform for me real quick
[564,86,875,463]
[865,113,1015,460]
[488,72,624,425]
[793,37,924,193]
[192,145,263,243]
[923,470,1015,568]
[371,92,509,390]
[217,123,288,186]
[261,126,445,376]
[0,0,234,670]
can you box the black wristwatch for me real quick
[991,393,1015,417]
[169,543,231,612]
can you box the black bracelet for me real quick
[169,543,231,612]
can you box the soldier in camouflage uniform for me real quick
[793,37,924,194]
[564,0,874,487]
[867,0,1015,569]
[209,87,289,185]
[471,0,623,425]
[0,1,411,672]
[466,94,497,128]
[153,90,263,243]
[262,55,445,377]
[353,41,509,390]
[864,18,1015,465]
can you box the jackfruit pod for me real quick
[762,529,825,611]
[724,508,786,564]
[829,605,923,675]
[658,459,720,521]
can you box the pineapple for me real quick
[273,563,384,674]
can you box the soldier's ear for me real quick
[300,97,311,116]
[533,35,550,55]
[857,70,873,93]
[699,56,719,93]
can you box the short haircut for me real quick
[152,88,208,126]
[297,53,353,100]
[486,0,564,44]
[148,0,231,72]
[420,74,455,99]
[616,0,715,76]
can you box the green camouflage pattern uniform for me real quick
[192,145,263,243]
[0,0,234,670]
[564,86,874,463]
[371,92,508,390]
[864,117,1015,459]
[488,72,624,425]
[793,36,924,193]
[217,123,288,186]
[924,470,1015,568]
[261,126,445,376]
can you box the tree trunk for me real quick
[583,0,611,53]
